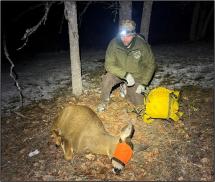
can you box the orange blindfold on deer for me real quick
[111,142,133,174]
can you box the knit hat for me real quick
[119,19,136,36]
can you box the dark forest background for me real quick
[1,1,214,57]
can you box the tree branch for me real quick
[17,2,54,51]
[112,2,119,22]
[78,1,92,27]
[3,34,24,107]
[13,3,45,23]
[101,2,119,22]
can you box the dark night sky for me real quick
[1,1,214,57]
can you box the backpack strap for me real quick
[136,34,147,43]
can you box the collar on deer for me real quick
[111,142,133,166]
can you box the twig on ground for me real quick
[13,111,32,120]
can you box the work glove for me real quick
[136,84,147,94]
[125,73,135,86]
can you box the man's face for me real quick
[120,34,135,46]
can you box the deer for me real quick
[51,104,147,174]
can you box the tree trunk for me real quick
[190,2,200,41]
[119,1,132,23]
[64,1,82,96]
[140,1,153,42]
[200,6,213,39]
[196,7,207,40]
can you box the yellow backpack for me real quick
[142,87,183,124]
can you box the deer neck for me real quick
[94,133,119,158]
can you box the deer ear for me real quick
[120,123,134,141]
[51,129,63,146]
[53,128,62,136]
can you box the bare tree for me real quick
[64,1,82,96]
[119,1,132,23]
[200,6,213,39]
[190,2,213,41]
[140,1,153,42]
[101,2,119,23]
[196,4,213,40]
[196,6,207,40]
[78,1,92,27]
[3,2,54,107]
[4,1,83,105]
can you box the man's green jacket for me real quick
[105,35,156,86]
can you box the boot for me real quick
[119,83,127,98]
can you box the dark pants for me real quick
[100,72,144,105]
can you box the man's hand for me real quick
[125,73,135,86]
[136,85,147,94]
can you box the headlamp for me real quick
[119,29,135,36]
[120,30,127,36]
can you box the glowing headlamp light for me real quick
[119,29,135,36]
[120,30,127,36]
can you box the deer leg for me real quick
[61,139,73,161]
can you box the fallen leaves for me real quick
[178,176,184,181]
[42,175,55,181]
[1,86,214,181]
[85,153,96,161]
[144,148,160,163]
[201,157,209,164]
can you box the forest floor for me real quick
[1,42,214,181]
